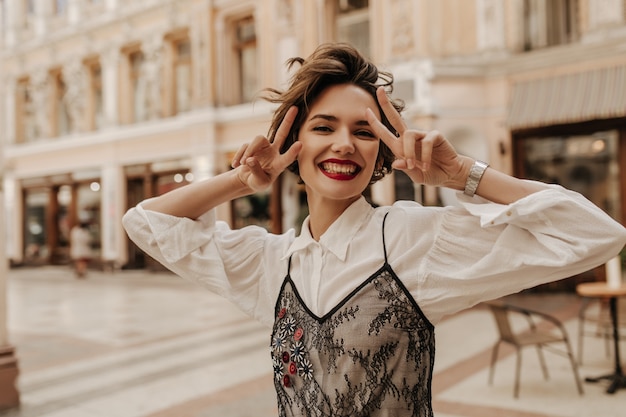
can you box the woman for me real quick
[123,43,626,417]
[70,221,92,278]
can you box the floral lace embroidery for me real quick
[270,266,435,417]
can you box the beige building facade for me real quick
[1,0,625,407]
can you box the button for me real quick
[506,210,512,216]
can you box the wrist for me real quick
[230,168,255,195]
[464,160,489,197]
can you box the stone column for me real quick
[0,181,20,410]
[140,35,163,120]
[105,0,119,12]
[3,78,16,145]
[100,165,126,268]
[0,3,4,47]
[588,0,625,29]
[29,69,49,139]
[33,0,52,38]
[3,178,23,264]
[67,0,83,25]
[189,3,213,106]
[476,0,506,52]
[4,0,25,47]
[101,46,120,127]
[62,60,87,134]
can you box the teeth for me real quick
[321,162,358,175]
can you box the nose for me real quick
[331,128,355,154]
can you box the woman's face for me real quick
[296,83,381,205]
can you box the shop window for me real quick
[523,0,578,50]
[24,189,49,263]
[232,191,271,230]
[336,0,370,58]
[75,182,102,259]
[15,77,35,143]
[522,131,621,221]
[156,172,191,195]
[394,170,417,202]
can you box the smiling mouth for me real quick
[319,161,361,179]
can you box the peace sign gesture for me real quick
[231,107,302,192]
[366,87,468,190]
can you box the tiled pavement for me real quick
[1,266,625,417]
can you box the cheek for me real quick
[366,142,382,164]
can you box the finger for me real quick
[418,131,439,171]
[392,159,425,183]
[376,87,407,136]
[241,135,270,164]
[272,106,299,151]
[278,141,302,170]
[365,108,401,156]
[244,157,271,184]
[403,133,419,170]
[232,143,248,168]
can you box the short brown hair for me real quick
[262,43,404,183]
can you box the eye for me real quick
[312,125,333,133]
[355,129,377,140]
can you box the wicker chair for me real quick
[486,301,584,398]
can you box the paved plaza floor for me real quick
[1,266,624,417]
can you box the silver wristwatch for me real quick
[464,160,489,197]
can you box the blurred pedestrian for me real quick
[70,221,92,278]
[123,43,626,416]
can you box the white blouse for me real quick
[122,182,626,327]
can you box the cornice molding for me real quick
[432,36,626,79]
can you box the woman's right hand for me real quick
[231,106,302,193]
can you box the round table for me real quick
[576,282,626,394]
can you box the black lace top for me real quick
[270,214,435,417]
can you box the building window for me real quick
[86,59,104,130]
[336,0,370,57]
[234,15,258,104]
[173,37,192,114]
[15,78,35,143]
[523,0,578,50]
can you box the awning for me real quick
[508,65,626,130]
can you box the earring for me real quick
[370,166,389,183]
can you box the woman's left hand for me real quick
[366,87,470,190]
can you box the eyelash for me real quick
[312,126,376,139]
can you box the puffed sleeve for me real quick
[122,200,293,326]
[396,182,626,324]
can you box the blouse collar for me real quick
[283,196,374,262]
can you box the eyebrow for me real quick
[308,114,371,126]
